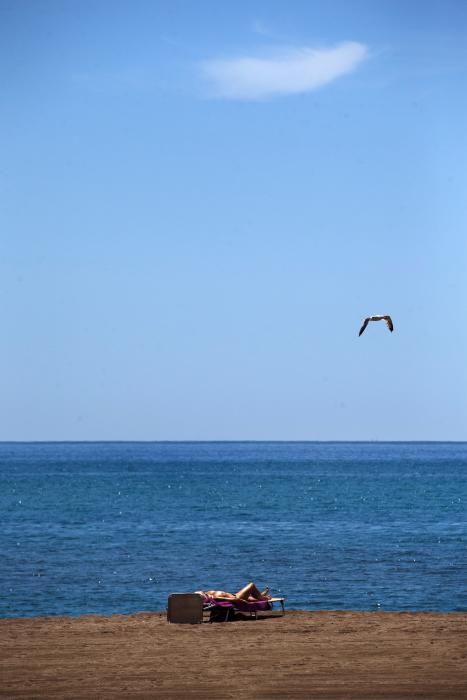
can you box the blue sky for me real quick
[1,0,466,440]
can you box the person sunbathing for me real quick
[196,582,271,602]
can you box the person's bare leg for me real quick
[235,582,270,601]
[235,582,257,601]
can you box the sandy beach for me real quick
[1,610,466,699]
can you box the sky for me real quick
[1,0,466,441]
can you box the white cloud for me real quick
[201,42,368,100]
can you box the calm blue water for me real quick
[1,442,466,618]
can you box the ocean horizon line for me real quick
[1,439,466,445]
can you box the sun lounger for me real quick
[201,594,285,621]
[167,592,286,623]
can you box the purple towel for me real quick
[202,595,232,607]
[233,599,271,612]
[202,595,271,612]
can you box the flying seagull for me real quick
[359,315,394,337]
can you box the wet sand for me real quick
[1,610,466,699]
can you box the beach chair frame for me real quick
[203,596,285,621]
[167,593,286,623]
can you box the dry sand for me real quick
[1,610,466,699]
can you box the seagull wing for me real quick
[384,316,394,332]
[358,318,370,336]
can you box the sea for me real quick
[1,441,466,618]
